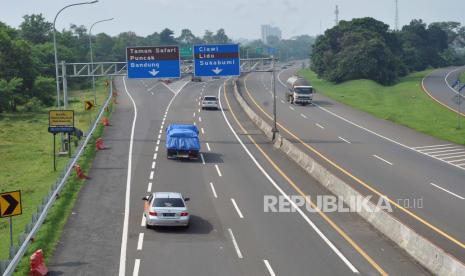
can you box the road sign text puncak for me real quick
[126,46,180,79]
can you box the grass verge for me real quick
[299,69,465,145]
[459,70,465,84]
[0,80,109,262]
[13,101,113,275]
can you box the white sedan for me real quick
[201,96,219,110]
[143,192,190,228]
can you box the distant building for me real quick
[261,25,282,44]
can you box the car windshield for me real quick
[153,198,185,207]
[204,97,217,101]
[296,87,313,94]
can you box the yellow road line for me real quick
[242,74,465,250]
[223,82,388,276]
[421,71,465,118]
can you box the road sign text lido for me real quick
[194,44,240,77]
[126,46,181,79]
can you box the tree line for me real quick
[0,14,314,113]
[311,18,465,85]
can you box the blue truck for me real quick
[166,124,200,159]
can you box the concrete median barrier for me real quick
[231,79,465,276]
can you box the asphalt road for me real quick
[49,75,429,275]
[422,66,465,116]
[118,76,425,275]
[240,66,465,264]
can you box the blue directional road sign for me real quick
[126,46,180,79]
[194,44,240,77]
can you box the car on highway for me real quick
[191,76,202,82]
[143,192,190,228]
[201,95,219,110]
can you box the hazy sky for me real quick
[1,0,464,39]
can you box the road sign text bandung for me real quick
[126,46,180,79]
[194,44,240,77]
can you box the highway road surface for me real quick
[48,76,428,275]
[240,66,465,264]
[422,66,465,117]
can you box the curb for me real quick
[232,80,465,276]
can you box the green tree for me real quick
[213,28,231,44]
[19,14,52,44]
[32,76,55,105]
[159,28,176,45]
[0,78,23,112]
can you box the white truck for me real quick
[285,76,313,105]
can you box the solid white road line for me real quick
[413,144,452,149]
[141,215,146,227]
[137,233,144,250]
[119,77,138,276]
[432,151,465,158]
[316,123,325,129]
[300,113,307,119]
[206,142,211,151]
[427,148,464,155]
[338,136,351,144]
[155,146,159,152]
[419,146,459,152]
[132,259,140,276]
[147,182,152,192]
[289,106,295,111]
[151,161,156,169]
[218,83,359,273]
[430,183,464,200]
[153,153,158,160]
[372,155,393,166]
[228,228,243,259]
[200,153,206,165]
[230,198,244,218]
[201,128,205,134]
[210,182,218,198]
[215,164,222,177]
[442,154,465,160]
[456,163,465,166]
[264,260,276,276]
[450,158,465,163]
[149,171,154,180]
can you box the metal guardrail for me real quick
[1,84,114,276]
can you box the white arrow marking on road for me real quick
[148,69,159,76]
[212,67,223,75]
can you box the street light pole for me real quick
[53,0,99,108]
[89,17,114,105]
[272,55,278,140]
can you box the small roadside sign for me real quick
[85,100,95,111]
[180,46,193,58]
[0,191,22,218]
[48,110,74,133]
[256,47,263,54]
